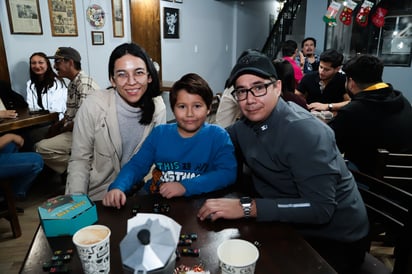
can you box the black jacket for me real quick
[0,80,27,109]
[329,84,412,175]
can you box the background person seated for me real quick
[0,133,43,200]
[329,54,412,175]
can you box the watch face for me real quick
[240,197,252,204]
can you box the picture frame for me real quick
[5,0,43,34]
[111,0,124,37]
[48,0,78,36]
[91,31,104,45]
[162,0,173,2]
[174,0,183,3]
[163,7,179,39]
[377,15,412,67]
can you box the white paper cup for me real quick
[72,225,111,274]
[217,239,259,274]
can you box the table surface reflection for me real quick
[20,193,337,274]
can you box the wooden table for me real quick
[20,194,337,274]
[0,108,58,134]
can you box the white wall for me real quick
[0,0,130,97]
[1,0,277,98]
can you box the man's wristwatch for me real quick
[240,197,252,218]
[328,103,333,111]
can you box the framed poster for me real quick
[111,0,124,37]
[48,0,78,36]
[5,0,43,34]
[163,7,179,39]
[91,31,104,45]
[378,15,412,67]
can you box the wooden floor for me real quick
[0,170,395,273]
[0,170,65,274]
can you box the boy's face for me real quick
[173,89,209,138]
[235,74,281,123]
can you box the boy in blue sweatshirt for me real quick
[103,73,237,208]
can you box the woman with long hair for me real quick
[26,52,67,119]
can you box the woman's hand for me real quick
[102,189,126,209]
[197,198,244,221]
[0,110,17,119]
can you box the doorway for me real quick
[129,0,162,80]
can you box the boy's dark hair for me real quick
[301,37,317,48]
[169,73,213,110]
[108,42,161,125]
[342,55,383,87]
[320,49,343,68]
[281,40,298,57]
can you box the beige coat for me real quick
[66,88,166,200]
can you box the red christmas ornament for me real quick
[356,0,374,27]
[339,0,358,26]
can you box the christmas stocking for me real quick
[323,1,342,27]
[356,0,374,27]
[371,0,389,28]
[339,0,358,26]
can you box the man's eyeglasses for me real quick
[231,81,276,101]
[114,70,149,84]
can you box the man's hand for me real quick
[307,102,328,111]
[197,198,244,221]
[102,189,126,209]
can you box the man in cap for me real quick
[197,50,369,274]
[35,47,100,177]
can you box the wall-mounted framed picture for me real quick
[5,0,43,34]
[163,7,179,39]
[48,0,78,36]
[162,0,173,2]
[91,31,104,45]
[174,0,183,3]
[111,0,124,37]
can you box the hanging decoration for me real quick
[86,4,105,28]
[323,1,342,27]
[339,0,358,26]
[371,0,390,28]
[355,0,374,27]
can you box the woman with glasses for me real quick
[26,52,67,120]
[65,43,166,201]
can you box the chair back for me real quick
[374,148,412,192]
[350,168,412,274]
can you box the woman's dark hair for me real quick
[169,73,213,110]
[29,52,63,109]
[108,43,161,125]
[272,59,296,93]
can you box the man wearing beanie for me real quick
[35,47,100,178]
[198,50,369,274]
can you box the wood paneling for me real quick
[0,23,10,82]
[130,0,162,80]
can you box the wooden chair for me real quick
[350,168,412,274]
[0,179,22,238]
[374,148,412,192]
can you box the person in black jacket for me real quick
[329,54,412,175]
[0,80,27,119]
